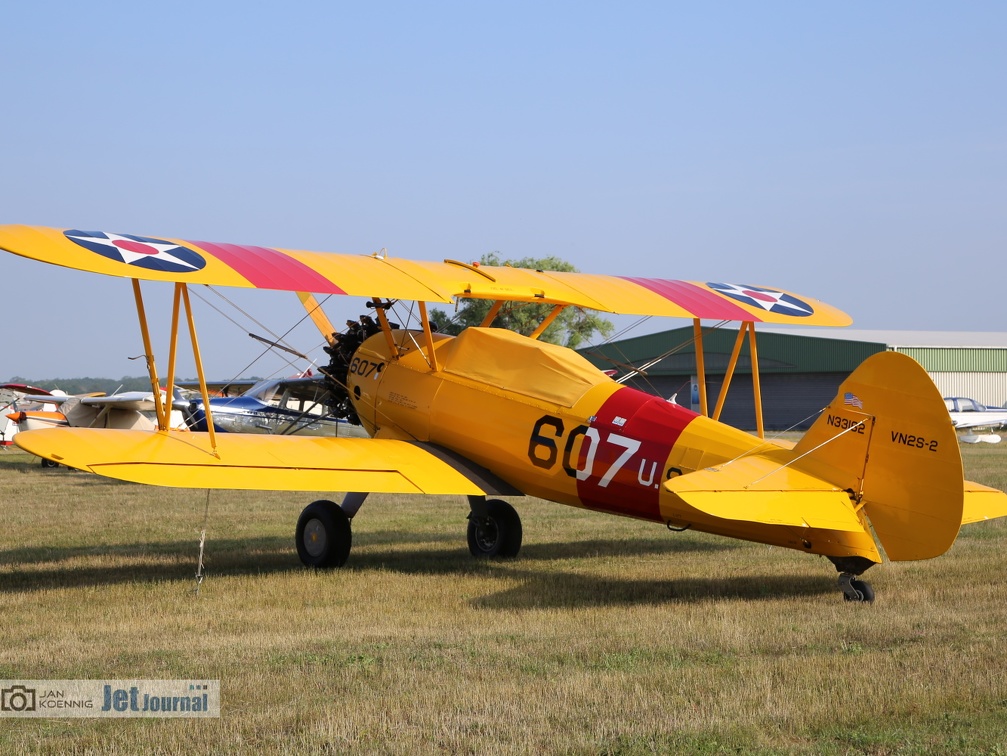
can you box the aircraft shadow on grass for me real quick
[468,571,836,609]
[0,531,831,604]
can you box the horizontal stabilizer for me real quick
[963,480,1007,524]
[665,455,864,532]
[15,428,491,495]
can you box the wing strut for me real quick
[692,319,765,439]
[297,292,338,346]
[417,301,440,372]
[529,305,566,340]
[712,325,749,422]
[164,283,183,428]
[480,301,504,327]
[180,284,219,455]
[692,319,709,416]
[748,322,765,439]
[372,297,400,358]
[157,281,218,452]
[132,279,168,429]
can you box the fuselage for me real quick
[346,327,879,562]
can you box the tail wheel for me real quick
[839,573,875,603]
[843,579,875,603]
[296,499,352,568]
[467,499,522,558]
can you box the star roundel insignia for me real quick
[707,282,814,317]
[63,230,206,274]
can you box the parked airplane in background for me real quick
[9,390,191,465]
[944,396,1007,444]
[3,224,1007,603]
[10,378,363,454]
[10,389,190,431]
[0,383,53,445]
[186,375,367,437]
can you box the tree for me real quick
[429,253,613,349]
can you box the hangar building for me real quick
[580,328,1007,431]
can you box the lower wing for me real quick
[14,428,519,496]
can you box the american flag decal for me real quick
[844,392,864,409]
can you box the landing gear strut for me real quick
[829,556,876,603]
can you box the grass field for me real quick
[1,442,1006,754]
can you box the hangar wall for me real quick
[927,375,1006,408]
[893,345,1007,408]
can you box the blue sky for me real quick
[2,2,1004,381]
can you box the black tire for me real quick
[40,458,59,469]
[843,578,875,603]
[296,500,352,568]
[467,499,522,558]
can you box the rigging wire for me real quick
[194,489,211,596]
[196,286,303,350]
[580,319,733,400]
[188,286,327,386]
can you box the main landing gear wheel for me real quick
[296,500,352,568]
[40,458,59,469]
[839,573,875,603]
[467,499,522,558]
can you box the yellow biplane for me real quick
[2,225,1005,602]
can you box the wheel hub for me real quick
[472,517,499,552]
[303,518,328,558]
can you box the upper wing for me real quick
[13,427,517,496]
[0,225,851,325]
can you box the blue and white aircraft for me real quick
[186,376,366,438]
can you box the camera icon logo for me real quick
[1,685,37,712]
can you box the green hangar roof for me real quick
[579,326,886,376]
[580,327,1007,378]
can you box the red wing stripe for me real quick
[190,241,346,294]
[620,278,759,321]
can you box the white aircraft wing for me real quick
[79,392,190,412]
[948,410,1007,431]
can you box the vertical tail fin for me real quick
[792,352,963,561]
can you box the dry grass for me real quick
[1,444,1007,754]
